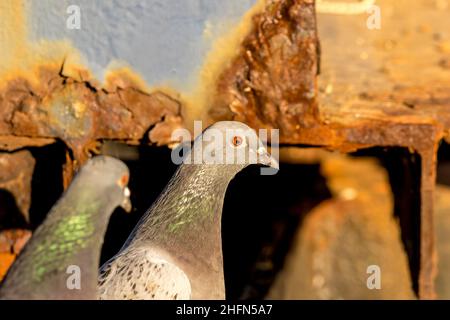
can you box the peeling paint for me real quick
[0,1,87,89]
[184,0,267,128]
[0,0,271,132]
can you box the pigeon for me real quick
[98,121,278,300]
[0,156,131,300]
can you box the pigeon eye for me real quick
[117,174,129,187]
[231,136,243,147]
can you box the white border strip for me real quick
[316,0,376,15]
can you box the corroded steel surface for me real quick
[268,154,415,299]
[0,229,31,281]
[0,150,35,223]
[209,0,320,132]
[0,70,183,163]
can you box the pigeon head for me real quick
[77,155,132,212]
[189,121,278,169]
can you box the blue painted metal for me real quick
[27,0,257,91]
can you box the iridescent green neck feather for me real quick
[126,163,246,250]
[0,182,119,299]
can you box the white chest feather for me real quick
[98,250,191,300]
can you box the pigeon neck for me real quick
[1,182,119,299]
[120,163,246,298]
[135,163,246,248]
[43,181,119,258]
[166,163,241,227]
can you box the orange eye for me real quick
[118,174,129,187]
[232,136,243,147]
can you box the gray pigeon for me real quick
[0,156,131,300]
[98,121,278,299]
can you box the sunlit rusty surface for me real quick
[435,185,450,299]
[314,0,450,299]
[210,0,449,299]
[0,151,35,223]
[209,0,319,132]
[268,154,415,299]
[0,67,183,164]
[0,229,31,281]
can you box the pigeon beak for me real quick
[121,187,132,213]
[257,147,279,169]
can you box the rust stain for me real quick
[103,66,152,93]
[183,0,267,129]
[0,229,31,282]
[0,253,15,282]
[0,1,184,164]
[0,150,35,222]
[0,65,184,163]
[209,0,320,135]
[0,0,185,163]
[0,1,89,89]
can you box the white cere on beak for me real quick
[257,147,267,155]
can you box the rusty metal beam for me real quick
[206,0,449,299]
